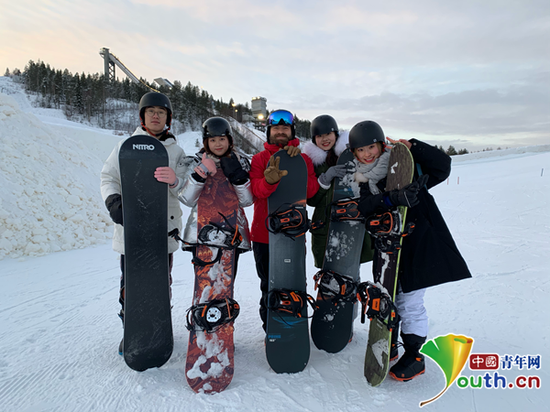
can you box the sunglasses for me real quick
[268,110,294,126]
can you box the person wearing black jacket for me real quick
[358,137,471,382]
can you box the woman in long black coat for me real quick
[358,137,471,382]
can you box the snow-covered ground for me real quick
[1,77,549,412]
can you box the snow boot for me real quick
[118,339,123,356]
[389,333,426,381]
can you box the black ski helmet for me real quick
[310,114,339,140]
[202,117,233,145]
[139,92,173,127]
[266,109,296,141]
[349,121,385,149]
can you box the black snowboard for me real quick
[119,134,173,372]
[311,148,365,353]
[364,142,414,386]
[266,150,310,373]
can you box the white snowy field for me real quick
[1,76,549,412]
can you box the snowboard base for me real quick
[119,134,173,372]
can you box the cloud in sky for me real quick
[1,0,548,150]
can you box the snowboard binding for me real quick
[266,289,317,319]
[365,211,415,254]
[186,297,240,333]
[330,197,365,222]
[182,213,243,267]
[266,204,310,239]
[356,282,400,331]
[313,270,358,303]
[198,213,242,250]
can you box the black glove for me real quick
[105,193,123,225]
[386,174,429,208]
[359,182,370,199]
[220,152,249,185]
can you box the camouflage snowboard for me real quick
[364,142,414,386]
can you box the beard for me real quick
[271,133,291,145]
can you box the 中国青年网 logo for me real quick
[418,334,541,407]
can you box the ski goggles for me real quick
[267,110,294,126]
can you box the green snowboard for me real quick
[364,142,414,386]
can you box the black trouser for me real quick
[252,242,269,331]
[118,253,174,322]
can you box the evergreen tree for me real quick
[446,145,458,156]
[294,115,311,140]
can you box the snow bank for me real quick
[451,145,550,162]
[0,92,112,259]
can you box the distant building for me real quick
[251,97,267,121]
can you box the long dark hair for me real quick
[326,149,338,167]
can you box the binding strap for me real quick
[186,297,240,332]
[197,212,243,249]
[265,204,310,239]
[356,281,400,331]
[266,289,317,318]
[330,197,364,222]
[313,270,358,303]
[191,248,224,267]
[171,212,241,267]
[365,211,396,236]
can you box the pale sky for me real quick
[1,0,549,151]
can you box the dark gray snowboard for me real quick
[266,150,310,374]
[119,134,173,372]
[311,148,365,353]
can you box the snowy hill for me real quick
[0,77,201,260]
[1,79,549,412]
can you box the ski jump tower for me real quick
[98,47,266,153]
[99,47,157,91]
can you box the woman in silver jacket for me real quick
[177,117,253,270]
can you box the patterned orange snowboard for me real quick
[185,170,239,394]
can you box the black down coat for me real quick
[357,139,472,293]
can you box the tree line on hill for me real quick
[4,61,258,135]
[4,61,313,141]
[436,145,469,156]
[5,63,478,154]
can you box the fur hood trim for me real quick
[301,130,350,166]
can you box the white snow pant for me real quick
[394,283,428,337]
